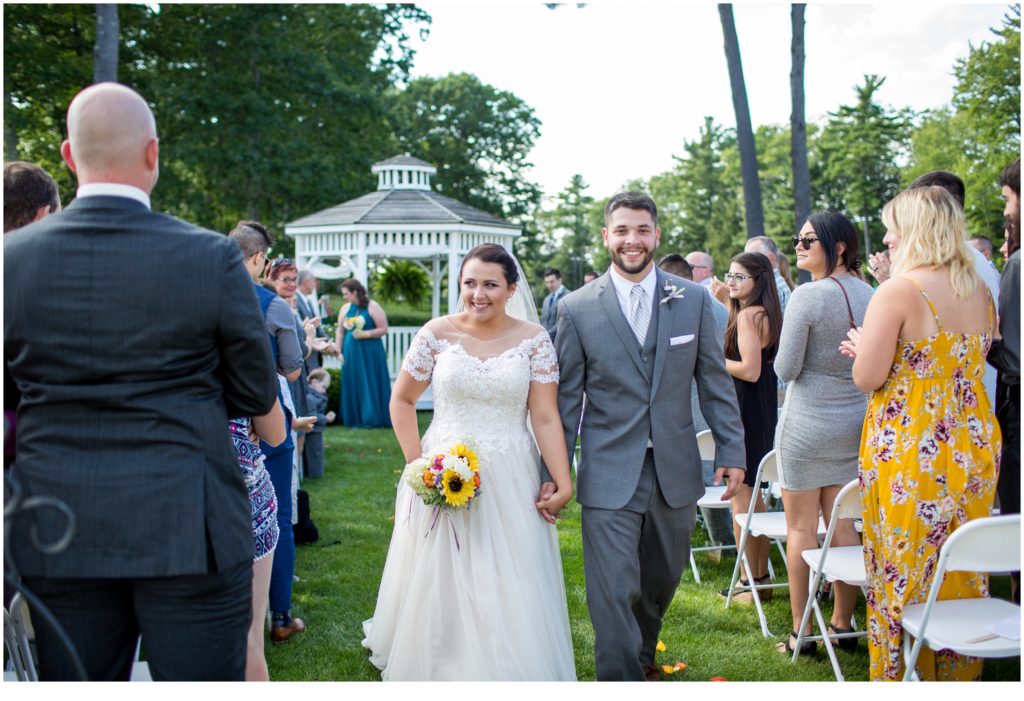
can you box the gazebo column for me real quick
[447,237,460,314]
[431,255,441,318]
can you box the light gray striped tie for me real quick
[629,284,649,343]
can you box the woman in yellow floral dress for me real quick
[840,186,1000,681]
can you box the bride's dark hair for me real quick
[460,243,519,284]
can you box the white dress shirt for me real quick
[76,183,151,209]
[608,264,658,324]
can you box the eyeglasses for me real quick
[791,236,820,250]
[724,273,752,282]
[278,277,298,284]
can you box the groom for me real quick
[542,191,746,681]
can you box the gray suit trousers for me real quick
[582,450,697,680]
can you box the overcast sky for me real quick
[406,1,1012,204]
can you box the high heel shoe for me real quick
[827,623,858,652]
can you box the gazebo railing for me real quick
[321,326,420,381]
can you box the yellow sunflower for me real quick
[441,469,475,508]
[449,443,479,472]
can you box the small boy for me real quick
[303,368,336,478]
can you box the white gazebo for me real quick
[284,155,521,319]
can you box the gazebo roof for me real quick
[286,188,518,230]
[372,154,435,168]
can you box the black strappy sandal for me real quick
[827,623,858,652]
[776,630,816,656]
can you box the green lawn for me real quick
[266,417,1020,682]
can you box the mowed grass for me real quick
[266,415,1020,682]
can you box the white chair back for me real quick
[832,479,862,521]
[939,513,1021,574]
[757,450,780,484]
[696,429,716,462]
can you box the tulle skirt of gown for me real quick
[362,437,576,681]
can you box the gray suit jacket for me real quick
[554,269,745,510]
[4,196,279,578]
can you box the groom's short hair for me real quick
[605,191,658,226]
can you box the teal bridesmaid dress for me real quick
[340,305,393,428]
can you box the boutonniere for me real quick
[660,280,685,305]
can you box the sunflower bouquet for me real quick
[342,315,366,332]
[403,442,481,512]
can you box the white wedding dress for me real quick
[361,317,577,681]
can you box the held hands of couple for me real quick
[535,481,572,524]
[713,467,747,500]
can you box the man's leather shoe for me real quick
[270,617,307,643]
[643,665,661,682]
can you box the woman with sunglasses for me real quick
[712,251,782,604]
[841,187,998,680]
[335,278,393,428]
[774,212,873,656]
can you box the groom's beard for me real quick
[609,245,655,276]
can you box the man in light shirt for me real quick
[685,251,714,287]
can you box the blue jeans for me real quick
[263,439,295,614]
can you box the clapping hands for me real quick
[293,415,317,433]
[866,252,891,284]
[709,276,730,305]
[839,326,862,359]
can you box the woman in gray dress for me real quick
[774,211,874,656]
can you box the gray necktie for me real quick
[629,284,649,343]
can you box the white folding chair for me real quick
[688,429,736,583]
[726,450,825,637]
[3,593,37,681]
[901,513,1021,681]
[792,479,866,680]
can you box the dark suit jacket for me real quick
[295,291,328,370]
[4,195,278,578]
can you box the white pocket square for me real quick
[670,334,695,346]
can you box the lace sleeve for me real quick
[400,328,442,382]
[528,331,559,384]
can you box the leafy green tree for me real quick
[536,174,601,290]
[656,117,744,268]
[906,6,1020,238]
[3,3,117,195]
[389,72,543,222]
[815,75,912,254]
[128,4,430,245]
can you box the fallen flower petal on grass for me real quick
[661,665,676,675]
[656,640,667,652]
[673,662,687,670]
[709,676,728,681]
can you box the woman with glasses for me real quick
[773,212,873,656]
[336,278,393,428]
[841,187,998,680]
[712,252,782,604]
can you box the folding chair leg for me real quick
[813,597,844,681]
[793,565,824,663]
[689,552,701,584]
[902,629,923,681]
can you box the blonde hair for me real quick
[881,186,978,299]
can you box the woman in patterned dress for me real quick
[841,186,1000,680]
[230,401,286,681]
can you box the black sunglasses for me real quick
[791,236,819,250]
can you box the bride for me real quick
[361,243,577,680]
